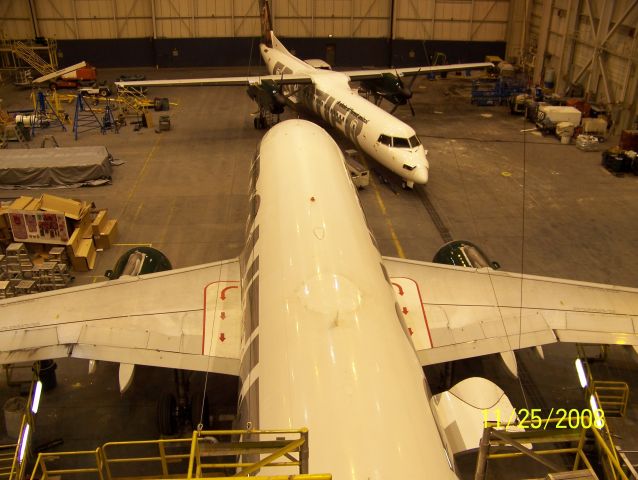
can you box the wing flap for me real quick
[384,257,638,365]
[0,260,242,375]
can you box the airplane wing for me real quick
[342,62,493,81]
[383,257,638,366]
[0,259,242,375]
[115,73,313,88]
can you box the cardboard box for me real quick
[66,228,82,254]
[0,210,7,229]
[91,210,108,236]
[40,194,91,220]
[95,219,118,250]
[76,213,94,240]
[68,238,96,272]
[24,197,42,211]
[9,196,34,211]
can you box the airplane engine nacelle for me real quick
[246,82,286,114]
[433,240,500,270]
[105,247,172,280]
[361,73,411,105]
[430,377,523,459]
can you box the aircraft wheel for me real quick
[158,392,178,436]
[191,392,211,430]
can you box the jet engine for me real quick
[104,246,172,280]
[360,72,417,115]
[432,240,500,270]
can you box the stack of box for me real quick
[91,210,119,251]
[3,194,119,273]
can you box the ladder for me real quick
[0,124,30,149]
[11,40,56,76]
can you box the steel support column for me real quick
[533,0,554,85]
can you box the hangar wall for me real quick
[525,0,638,129]
[1,0,635,128]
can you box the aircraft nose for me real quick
[413,165,429,184]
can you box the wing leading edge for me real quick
[115,73,313,89]
[0,259,242,375]
[342,62,494,81]
[383,257,638,366]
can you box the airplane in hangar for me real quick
[116,0,492,189]
[1,119,638,478]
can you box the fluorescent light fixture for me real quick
[575,358,588,388]
[31,381,42,414]
[589,395,604,429]
[18,424,30,463]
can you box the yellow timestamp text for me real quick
[482,408,605,430]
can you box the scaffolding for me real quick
[0,38,58,75]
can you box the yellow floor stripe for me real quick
[360,159,406,258]
[113,243,153,247]
[118,136,162,218]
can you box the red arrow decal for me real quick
[219,333,226,342]
[402,306,409,315]
[391,282,404,296]
[408,327,414,336]
[220,312,226,320]
[220,285,238,300]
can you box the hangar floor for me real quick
[1,66,637,479]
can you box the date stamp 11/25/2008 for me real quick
[482,408,606,430]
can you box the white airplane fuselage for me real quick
[237,119,455,478]
[259,38,429,187]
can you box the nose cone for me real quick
[401,87,413,99]
[412,165,429,184]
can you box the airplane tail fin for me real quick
[258,0,292,54]
[258,0,273,48]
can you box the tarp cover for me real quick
[0,146,113,189]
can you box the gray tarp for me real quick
[0,146,113,189]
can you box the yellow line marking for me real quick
[118,136,162,218]
[113,243,153,247]
[158,196,177,245]
[360,158,406,258]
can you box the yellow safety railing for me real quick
[477,414,630,480]
[29,428,331,480]
[593,380,629,417]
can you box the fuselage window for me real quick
[408,135,421,148]
[393,137,410,148]
[378,134,391,146]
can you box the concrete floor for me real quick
[1,66,637,479]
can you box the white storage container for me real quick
[539,105,582,125]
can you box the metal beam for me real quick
[286,0,311,36]
[150,0,157,39]
[44,0,77,38]
[233,0,257,37]
[532,0,554,85]
[471,0,498,40]
[112,0,118,38]
[118,0,141,38]
[353,0,379,36]
[164,0,192,36]
[405,0,431,39]
[71,0,79,39]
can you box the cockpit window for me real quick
[393,137,410,148]
[379,135,421,149]
[378,134,391,146]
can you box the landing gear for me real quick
[157,370,212,436]
[401,180,415,190]
[253,110,279,130]
[157,392,179,436]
